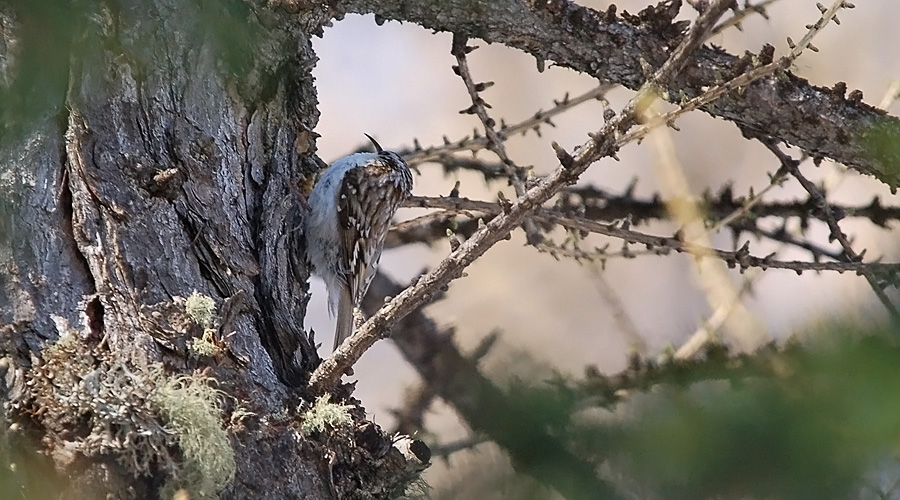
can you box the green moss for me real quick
[29,336,175,478]
[45,331,78,352]
[29,319,236,498]
[300,395,354,436]
[859,118,900,191]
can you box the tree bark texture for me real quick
[0,1,422,498]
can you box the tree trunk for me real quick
[0,1,421,498]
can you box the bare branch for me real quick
[309,3,850,391]
[399,194,852,263]
[593,272,649,356]
[674,273,760,359]
[402,194,900,276]
[711,0,781,35]
[451,33,544,244]
[393,183,900,246]
[650,0,737,88]
[878,80,900,110]
[338,0,898,186]
[402,85,614,167]
[763,140,900,321]
[786,0,850,59]
[422,155,509,181]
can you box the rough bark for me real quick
[0,0,420,498]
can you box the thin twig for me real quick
[787,0,852,59]
[650,0,737,87]
[405,194,900,275]
[450,34,523,189]
[451,33,543,244]
[399,179,900,230]
[534,239,666,265]
[878,79,900,110]
[426,155,508,180]
[622,0,854,149]
[618,56,788,146]
[404,195,846,266]
[390,191,900,261]
[762,141,900,322]
[674,273,760,359]
[645,89,767,351]
[402,0,785,172]
[593,272,649,356]
[711,0,781,36]
[706,172,788,234]
[402,85,614,167]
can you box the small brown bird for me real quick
[305,135,413,350]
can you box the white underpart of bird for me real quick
[305,137,413,351]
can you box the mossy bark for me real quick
[0,0,341,497]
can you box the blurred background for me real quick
[306,0,900,494]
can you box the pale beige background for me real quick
[307,0,900,490]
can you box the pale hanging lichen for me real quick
[25,332,234,500]
[150,367,235,500]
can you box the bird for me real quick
[305,135,413,351]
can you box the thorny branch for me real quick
[401,84,615,168]
[337,0,897,184]
[309,0,747,391]
[390,183,900,248]
[401,194,900,276]
[710,0,781,36]
[400,1,781,176]
[572,339,808,410]
[648,0,737,87]
[309,0,869,391]
[762,140,900,321]
[308,2,900,493]
[451,33,544,244]
[400,194,842,264]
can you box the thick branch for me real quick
[336,0,900,187]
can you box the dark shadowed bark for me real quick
[0,0,423,498]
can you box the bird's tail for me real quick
[334,287,354,351]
